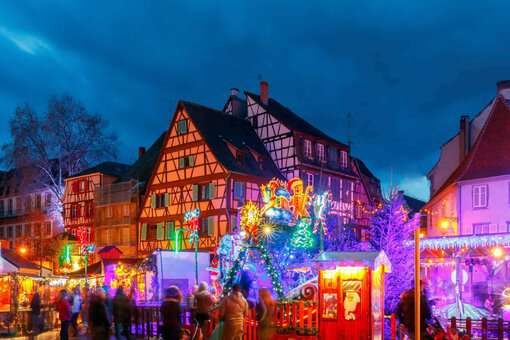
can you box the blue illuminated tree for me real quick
[368,190,418,312]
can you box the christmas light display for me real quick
[184,208,201,284]
[291,218,315,249]
[420,233,510,251]
[240,201,261,240]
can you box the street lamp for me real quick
[18,246,27,256]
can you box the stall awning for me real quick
[313,251,392,272]
[0,248,50,275]
[67,261,103,278]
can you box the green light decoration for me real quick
[59,244,72,267]
[290,218,315,249]
[173,227,186,254]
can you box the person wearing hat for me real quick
[160,286,182,340]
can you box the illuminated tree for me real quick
[1,95,117,229]
[290,218,315,249]
[368,189,418,312]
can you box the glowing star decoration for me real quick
[240,201,261,240]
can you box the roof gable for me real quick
[181,101,283,179]
[459,96,510,181]
[245,92,348,147]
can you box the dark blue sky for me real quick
[1,1,510,200]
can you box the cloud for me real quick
[0,26,51,56]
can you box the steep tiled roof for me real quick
[73,161,131,178]
[181,101,283,179]
[459,96,510,181]
[428,95,510,202]
[245,92,348,147]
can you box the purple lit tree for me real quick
[368,189,418,312]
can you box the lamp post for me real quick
[414,225,421,340]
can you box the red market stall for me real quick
[313,251,391,340]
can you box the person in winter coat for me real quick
[396,288,432,339]
[30,291,42,336]
[160,286,182,340]
[194,282,215,339]
[256,288,276,340]
[88,288,111,340]
[70,286,82,336]
[56,290,71,340]
[220,284,249,340]
[113,286,132,340]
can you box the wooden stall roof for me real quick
[313,251,391,272]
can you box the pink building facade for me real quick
[423,81,510,320]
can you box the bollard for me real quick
[481,317,488,340]
[391,314,397,340]
[498,318,503,340]
[466,317,472,337]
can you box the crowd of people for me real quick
[51,285,135,340]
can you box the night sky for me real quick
[1,2,510,201]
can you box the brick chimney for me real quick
[459,115,470,163]
[260,80,269,105]
[138,146,146,159]
[497,80,510,96]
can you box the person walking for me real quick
[113,286,132,340]
[256,288,276,340]
[396,288,432,339]
[160,286,182,340]
[70,286,82,336]
[220,284,249,340]
[30,291,42,337]
[88,288,111,340]
[194,282,214,339]
[56,290,71,340]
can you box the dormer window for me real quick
[176,119,188,135]
[317,143,325,162]
[340,150,348,168]
[304,139,312,159]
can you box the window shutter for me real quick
[141,223,147,241]
[208,183,216,199]
[150,193,156,208]
[480,186,487,207]
[179,158,185,169]
[164,193,170,207]
[156,223,164,240]
[165,221,174,240]
[192,185,199,201]
[207,216,215,236]
[188,155,194,167]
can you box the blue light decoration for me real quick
[419,233,510,250]
[312,191,332,252]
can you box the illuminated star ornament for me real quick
[240,201,261,241]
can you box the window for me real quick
[79,180,86,193]
[340,150,348,168]
[0,227,4,239]
[70,204,78,218]
[304,139,312,159]
[151,193,169,208]
[106,206,113,218]
[45,222,51,236]
[165,221,175,240]
[473,223,489,235]
[0,200,4,217]
[15,225,22,238]
[84,201,93,217]
[472,185,488,208]
[201,183,216,200]
[328,147,337,164]
[331,178,340,201]
[233,181,246,202]
[317,143,325,162]
[178,155,194,169]
[35,194,42,209]
[306,173,314,187]
[45,193,52,207]
[177,119,188,135]
[341,179,352,202]
[24,224,31,237]
[34,223,41,237]
[7,199,12,216]
[123,204,130,217]
[201,216,216,236]
[506,222,510,233]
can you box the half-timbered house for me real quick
[224,81,381,238]
[138,101,282,254]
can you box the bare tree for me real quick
[1,95,117,227]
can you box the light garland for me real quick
[420,233,510,251]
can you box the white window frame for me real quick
[304,139,313,159]
[176,119,188,135]
[472,184,488,208]
[317,143,325,162]
[106,206,113,218]
[306,173,314,187]
[340,150,348,168]
[473,223,490,235]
